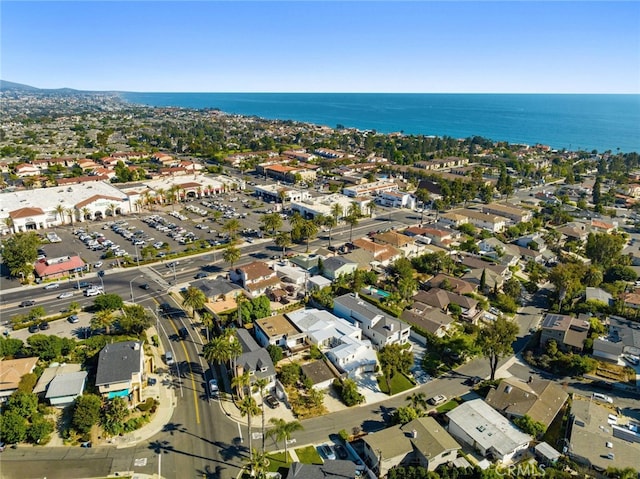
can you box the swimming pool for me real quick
[364,286,391,298]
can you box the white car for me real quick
[592,392,614,404]
[44,283,60,290]
[94,261,103,268]
[58,292,74,299]
[209,379,219,397]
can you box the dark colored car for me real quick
[159,303,172,312]
[179,327,188,340]
[464,376,482,386]
[140,283,150,290]
[38,322,50,331]
[335,444,348,460]
[195,272,208,279]
[28,324,39,333]
[73,281,92,290]
[147,377,157,386]
[19,300,36,307]
[264,394,279,409]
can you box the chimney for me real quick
[411,430,418,438]
[354,292,359,299]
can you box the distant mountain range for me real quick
[0,80,87,93]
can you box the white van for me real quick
[84,288,101,297]
[592,392,614,404]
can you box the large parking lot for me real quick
[35,190,272,269]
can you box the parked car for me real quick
[68,315,80,324]
[28,324,39,333]
[44,283,60,290]
[94,261,103,268]
[464,376,482,386]
[623,354,639,366]
[38,322,50,331]
[264,394,279,409]
[74,281,92,290]
[209,379,219,397]
[592,392,614,404]
[147,377,157,386]
[320,444,336,460]
[19,300,36,307]
[195,272,208,279]
[428,394,447,406]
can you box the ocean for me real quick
[120,93,640,154]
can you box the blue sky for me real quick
[2,1,639,93]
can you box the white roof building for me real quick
[290,193,370,220]
[446,399,532,463]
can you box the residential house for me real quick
[567,396,640,472]
[287,461,357,479]
[351,238,401,266]
[585,287,613,307]
[45,371,88,408]
[333,293,411,349]
[540,314,590,352]
[425,274,476,295]
[0,357,38,402]
[14,163,40,176]
[287,308,377,377]
[592,316,640,363]
[401,306,454,338]
[485,377,569,429]
[254,314,307,352]
[234,328,277,390]
[622,290,640,310]
[481,203,533,223]
[362,416,461,477]
[412,288,478,319]
[440,212,468,228]
[590,219,617,234]
[557,222,589,242]
[193,276,246,316]
[300,360,337,391]
[373,231,420,257]
[95,341,145,402]
[463,267,505,294]
[446,399,532,463]
[459,209,508,233]
[229,261,280,297]
[321,256,358,280]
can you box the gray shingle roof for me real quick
[95,341,142,386]
[192,276,241,298]
[45,371,88,399]
[235,329,276,381]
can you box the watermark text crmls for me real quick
[496,463,545,478]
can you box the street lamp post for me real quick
[98,270,105,292]
[133,243,140,267]
[129,274,142,303]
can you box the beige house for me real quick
[229,261,280,297]
[0,357,38,402]
[95,341,146,402]
[362,417,460,476]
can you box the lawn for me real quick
[436,399,461,413]
[378,373,416,395]
[266,451,292,472]
[295,445,323,464]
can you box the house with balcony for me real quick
[333,293,411,350]
[193,276,246,316]
[254,314,307,353]
[592,316,640,363]
[412,288,478,320]
[481,203,533,224]
[540,314,590,353]
[287,308,377,377]
[235,328,276,390]
[95,341,145,402]
[229,261,280,297]
[321,256,358,280]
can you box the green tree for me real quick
[182,286,206,317]
[232,370,251,398]
[378,343,413,394]
[279,363,301,386]
[260,212,283,236]
[72,394,102,434]
[119,304,152,335]
[502,278,522,300]
[267,344,283,364]
[102,396,129,436]
[26,334,75,361]
[268,418,303,457]
[336,378,365,406]
[2,231,40,279]
[6,391,38,418]
[239,395,261,460]
[513,414,546,438]
[0,337,24,358]
[93,293,124,311]
[253,377,270,451]
[345,202,361,242]
[27,415,55,444]
[91,309,115,335]
[391,406,420,425]
[585,232,625,268]
[406,392,428,413]
[222,218,242,239]
[476,316,519,380]
[222,244,241,269]
[0,410,28,443]
[274,231,292,259]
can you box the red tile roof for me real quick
[9,207,45,219]
[34,255,85,278]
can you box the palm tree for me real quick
[108,202,117,217]
[239,395,261,459]
[345,202,362,243]
[300,219,318,253]
[406,392,428,414]
[252,377,270,452]
[4,217,14,234]
[201,311,213,342]
[330,202,343,224]
[260,212,282,236]
[322,214,337,247]
[268,418,303,457]
[244,448,269,479]
[54,204,66,224]
[203,329,242,373]
[91,309,114,335]
[81,207,91,223]
[274,232,292,259]
[222,218,242,240]
[66,208,76,225]
[288,211,304,230]
[182,286,206,318]
[232,370,251,398]
[222,244,241,269]
[367,200,377,218]
[69,301,81,313]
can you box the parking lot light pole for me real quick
[133,243,140,267]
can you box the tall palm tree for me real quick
[345,203,360,243]
[268,418,303,457]
[288,211,304,230]
[232,370,251,398]
[108,202,117,217]
[66,208,76,225]
[201,311,213,342]
[300,219,318,253]
[239,395,261,459]
[222,218,242,240]
[183,286,206,318]
[406,392,428,414]
[252,377,270,452]
[81,207,91,223]
[54,204,66,224]
[222,244,241,269]
[274,232,292,259]
[244,448,269,479]
[260,212,282,236]
[91,309,114,335]
[330,202,343,224]
[367,200,377,218]
[322,214,337,247]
